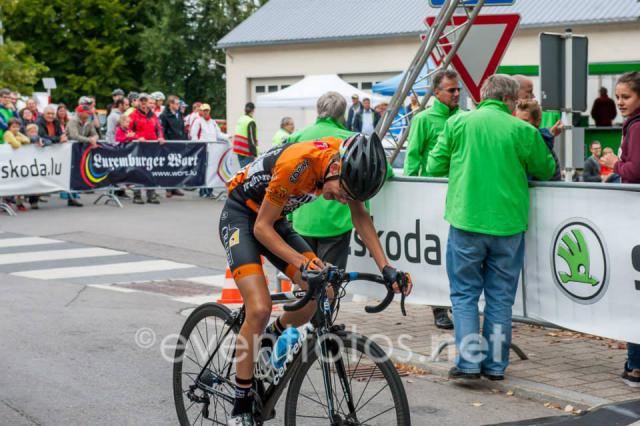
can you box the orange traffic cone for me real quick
[216,266,244,304]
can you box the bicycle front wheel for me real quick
[284,331,411,426]
[173,303,239,426]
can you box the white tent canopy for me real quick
[256,74,387,108]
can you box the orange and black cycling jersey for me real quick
[228,136,342,215]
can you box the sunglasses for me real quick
[445,87,461,94]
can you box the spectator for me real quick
[514,75,563,138]
[591,87,617,127]
[160,95,187,140]
[515,99,562,181]
[191,103,224,198]
[375,102,388,116]
[25,124,43,145]
[2,118,30,149]
[25,98,39,121]
[37,105,67,145]
[352,98,380,137]
[106,98,127,144]
[185,102,202,137]
[427,74,556,381]
[0,88,17,139]
[151,92,166,116]
[599,147,620,183]
[271,117,294,146]
[287,91,358,270]
[406,93,421,120]
[179,101,187,115]
[107,88,125,116]
[56,104,70,133]
[160,95,187,198]
[404,69,461,329]
[599,71,640,388]
[232,102,258,167]
[87,96,101,132]
[125,92,139,117]
[346,94,362,131]
[60,104,97,207]
[129,93,165,142]
[115,115,136,143]
[19,108,37,132]
[128,93,163,205]
[582,141,603,182]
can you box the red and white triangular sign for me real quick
[425,14,521,103]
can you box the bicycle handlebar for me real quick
[283,267,408,316]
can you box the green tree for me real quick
[0,39,49,93]
[139,0,266,118]
[2,0,153,106]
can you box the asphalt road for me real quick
[0,193,564,425]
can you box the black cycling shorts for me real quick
[219,198,316,282]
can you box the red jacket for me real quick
[614,107,640,183]
[129,108,164,141]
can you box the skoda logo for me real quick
[550,218,609,304]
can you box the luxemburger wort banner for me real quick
[70,142,207,190]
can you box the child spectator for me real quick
[19,108,37,131]
[115,115,136,143]
[2,118,30,149]
[515,100,562,181]
[25,124,46,146]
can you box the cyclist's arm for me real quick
[254,199,310,269]
[348,200,389,271]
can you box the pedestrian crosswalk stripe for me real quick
[184,275,226,287]
[13,260,194,280]
[0,248,127,266]
[0,237,64,248]
[88,284,138,293]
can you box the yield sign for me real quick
[426,14,521,103]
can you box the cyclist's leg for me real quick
[219,200,272,417]
[261,219,325,328]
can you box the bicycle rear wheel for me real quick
[173,303,239,425]
[284,331,411,426]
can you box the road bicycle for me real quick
[173,265,411,425]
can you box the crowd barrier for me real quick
[0,140,238,199]
[346,177,640,344]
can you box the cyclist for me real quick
[220,133,412,426]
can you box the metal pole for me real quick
[563,28,574,182]
[375,0,461,141]
[0,5,4,46]
[388,0,486,163]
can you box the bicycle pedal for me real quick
[331,324,346,332]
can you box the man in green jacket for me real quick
[404,69,461,330]
[427,74,556,381]
[287,92,356,267]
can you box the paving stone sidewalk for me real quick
[335,300,638,408]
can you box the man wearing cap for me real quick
[125,92,139,117]
[107,88,125,116]
[63,104,99,207]
[191,103,225,197]
[346,94,362,131]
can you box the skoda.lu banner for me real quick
[0,144,71,196]
[70,142,207,190]
[524,186,640,343]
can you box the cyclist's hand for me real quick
[382,265,413,296]
[302,257,324,272]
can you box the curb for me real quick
[388,347,612,410]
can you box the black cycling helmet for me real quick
[339,133,387,201]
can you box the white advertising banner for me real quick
[0,144,71,196]
[524,185,640,343]
[346,179,525,316]
[206,141,239,189]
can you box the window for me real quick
[361,82,373,90]
[281,85,290,90]
[255,86,265,94]
[348,82,360,89]
[268,85,278,93]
